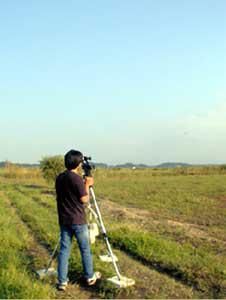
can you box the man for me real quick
[55,149,101,291]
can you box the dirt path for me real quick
[99,198,226,245]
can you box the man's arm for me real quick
[80,177,94,204]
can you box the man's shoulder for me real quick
[68,172,83,183]
[56,170,67,181]
[56,170,83,183]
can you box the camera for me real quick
[82,156,95,177]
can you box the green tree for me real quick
[40,155,64,183]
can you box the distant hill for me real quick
[155,162,191,168]
[112,162,193,169]
[113,162,150,168]
[94,163,108,168]
[0,161,221,169]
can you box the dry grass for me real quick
[1,164,41,179]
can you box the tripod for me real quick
[83,156,135,288]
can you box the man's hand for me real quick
[84,176,94,187]
[80,177,94,204]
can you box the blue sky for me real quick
[0,0,226,165]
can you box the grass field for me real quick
[0,166,225,299]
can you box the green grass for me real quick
[0,194,55,299]
[11,180,226,298]
[5,188,198,299]
[6,189,123,298]
[14,182,226,259]
[108,227,226,298]
[21,181,226,267]
[1,167,226,298]
[95,170,226,235]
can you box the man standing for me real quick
[55,149,101,291]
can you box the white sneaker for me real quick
[87,272,102,286]
[57,282,68,291]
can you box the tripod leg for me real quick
[45,236,60,273]
[89,187,121,280]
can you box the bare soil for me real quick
[100,198,226,245]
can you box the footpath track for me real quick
[5,185,202,299]
[100,198,226,243]
[0,191,54,299]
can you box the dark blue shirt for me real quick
[55,170,87,225]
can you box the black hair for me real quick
[64,149,83,170]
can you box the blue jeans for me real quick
[58,224,94,283]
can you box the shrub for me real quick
[40,155,64,183]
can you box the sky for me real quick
[0,0,226,165]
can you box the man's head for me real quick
[64,149,83,170]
